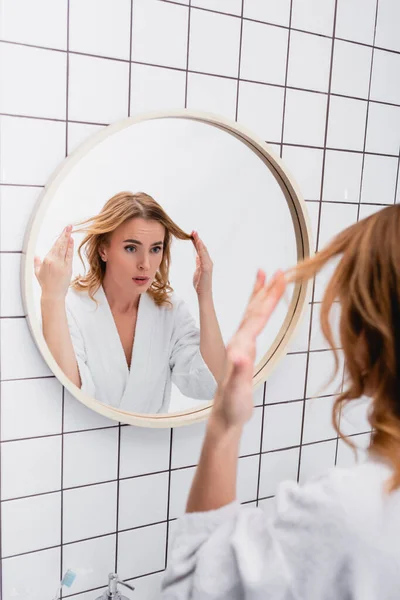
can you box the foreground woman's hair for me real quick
[288,205,400,491]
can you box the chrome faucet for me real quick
[95,573,135,599]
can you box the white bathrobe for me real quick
[65,286,217,413]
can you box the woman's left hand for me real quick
[192,231,213,297]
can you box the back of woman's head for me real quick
[288,205,400,490]
[72,191,192,306]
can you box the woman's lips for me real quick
[133,277,150,286]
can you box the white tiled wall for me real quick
[1,0,396,598]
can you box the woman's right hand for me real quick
[34,225,74,300]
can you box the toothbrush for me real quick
[52,569,77,600]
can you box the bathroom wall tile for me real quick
[192,0,242,14]
[375,0,400,52]
[63,481,117,543]
[117,523,166,580]
[365,103,400,155]
[0,0,68,49]
[119,472,169,530]
[287,304,312,353]
[0,43,67,119]
[169,466,195,519]
[358,203,386,220]
[265,353,307,403]
[171,421,206,469]
[132,0,188,69]
[314,255,341,302]
[62,534,116,596]
[69,0,131,60]
[237,81,284,142]
[310,301,341,351]
[327,97,368,151]
[299,439,337,483]
[283,89,328,147]
[0,185,40,251]
[243,0,291,26]
[253,384,265,407]
[0,116,65,185]
[302,396,336,444]
[0,253,24,316]
[240,20,288,85]
[317,201,358,250]
[240,406,263,457]
[187,72,237,120]
[63,389,117,432]
[306,349,344,398]
[336,0,377,45]
[287,31,332,93]
[262,401,303,451]
[0,318,52,380]
[323,150,363,203]
[67,122,105,155]
[340,397,371,436]
[361,154,398,205]
[2,492,61,556]
[1,435,61,499]
[282,146,324,201]
[120,425,170,477]
[258,497,276,516]
[63,428,119,488]
[336,432,371,467]
[189,8,241,77]
[124,572,163,600]
[1,378,62,441]
[331,40,372,99]
[237,455,259,502]
[259,447,300,497]
[2,547,61,600]
[291,0,336,36]
[305,200,320,251]
[68,54,129,124]
[370,50,400,105]
[130,63,186,116]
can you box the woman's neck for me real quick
[102,275,140,314]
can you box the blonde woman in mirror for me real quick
[34,192,225,413]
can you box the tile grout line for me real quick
[183,0,192,109]
[114,423,122,573]
[234,0,244,122]
[255,382,267,506]
[279,0,294,158]
[164,428,174,569]
[127,0,134,117]
[393,146,400,205]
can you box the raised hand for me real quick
[192,231,213,297]
[34,225,74,300]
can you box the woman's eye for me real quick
[151,246,163,254]
[125,246,136,253]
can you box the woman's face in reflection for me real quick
[100,217,165,292]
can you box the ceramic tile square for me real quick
[336,432,370,467]
[305,200,320,251]
[340,397,371,436]
[0,116,65,185]
[323,150,363,203]
[192,0,242,14]
[331,40,373,99]
[237,455,259,502]
[335,0,377,45]
[310,301,341,351]
[283,89,328,147]
[253,383,265,406]
[124,572,163,600]
[2,547,61,600]
[240,407,263,457]
[370,50,400,105]
[2,492,61,556]
[1,435,61,499]
[258,496,277,516]
[120,425,170,477]
[375,0,400,52]
[0,253,24,317]
[287,304,312,353]
[327,97,368,151]
[171,421,206,469]
[237,81,284,142]
[302,396,336,444]
[317,201,358,250]
[130,63,186,115]
[1,318,52,380]
[358,203,386,220]
[361,154,398,205]
[189,8,241,77]
[291,0,336,36]
[299,439,337,483]
[306,349,344,398]
[259,447,300,497]
[0,0,68,49]
[67,122,105,155]
[365,103,400,155]
[287,31,332,93]
[0,185,40,251]
[69,0,131,59]
[63,481,117,543]
[265,352,307,403]
[68,54,129,124]
[63,428,119,488]
[240,20,288,85]
[169,466,195,519]
[263,401,303,451]
[119,472,169,530]
[63,388,117,432]
[187,72,237,121]
[314,255,341,302]
[282,146,324,200]
[243,0,291,26]
[117,523,166,580]
[62,534,116,596]
[132,0,188,69]
[1,377,62,440]
[0,43,67,119]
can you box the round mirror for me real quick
[22,111,312,427]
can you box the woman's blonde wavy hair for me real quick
[72,191,193,306]
[287,205,400,491]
